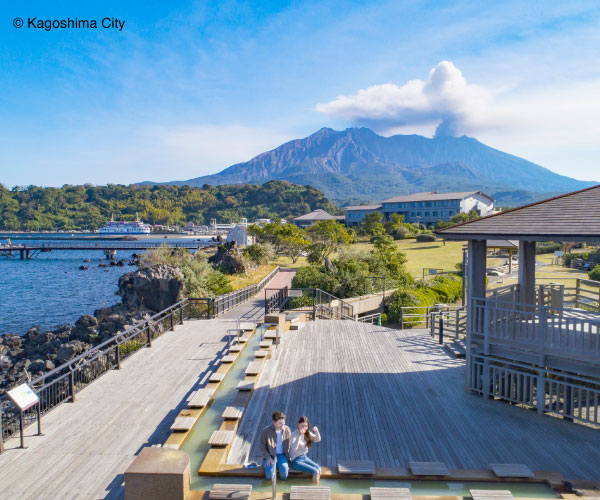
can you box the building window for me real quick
[411,202,417,208]
[411,212,416,217]
[426,201,432,207]
[419,202,425,207]
[433,211,438,216]
[452,200,459,206]
[417,211,422,216]
[425,211,430,217]
[442,201,447,207]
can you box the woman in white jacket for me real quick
[289,416,322,483]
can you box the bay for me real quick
[0,233,207,335]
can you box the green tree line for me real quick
[0,181,339,230]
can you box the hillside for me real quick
[0,181,338,230]
[144,127,596,205]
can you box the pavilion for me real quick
[435,184,600,427]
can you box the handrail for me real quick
[0,266,280,444]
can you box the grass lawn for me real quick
[348,239,465,278]
[227,264,277,290]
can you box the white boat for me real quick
[99,214,152,235]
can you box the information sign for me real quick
[7,383,39,411]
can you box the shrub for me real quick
[416,233,437,242]
[536,241,562,255]
[427,275,462,303]
[392,226,408,240]
[243,243,275,265]
[589,265,600,281]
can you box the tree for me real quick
[367,235,411,288]
[305,220,352,263]
[280,235,309,263]
[360,212,385,236]
[589,264,600,282]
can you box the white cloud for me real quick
[316,61,492,137]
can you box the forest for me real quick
[0,181,339,230]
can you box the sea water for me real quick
[0,234,208,335]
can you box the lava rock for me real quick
[117,264,184,312]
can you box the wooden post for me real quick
[575,279,580,309]
[115,344,121,369]
[69,369,76,402]
[466,240,487,390]
[0,410,5,454]
[19,411,26,449]
[536,369,545,415]
[518,241,536,307]
[147,326,152,347]
[508,249,513,274]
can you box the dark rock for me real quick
[56,341,88,364]
[117,259,125,266]
[46,360,55,371]
[76,315,98,329]
[83,259,91,263]
[117,264,184,312]
[99,263,108,268]
[29,359,47,372]
[208,241,247,274]
[79,265,89,270]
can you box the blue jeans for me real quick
[291,454,321,475]
[264,453,289,480]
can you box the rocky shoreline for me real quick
[0,264,184,394]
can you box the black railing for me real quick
[0,266,280,445]
[264,287,355,320]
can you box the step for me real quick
[408,461,449,476]
[245,361,263,376]
[370,487,412,500]
[188,388,214,408]
[209,372,226,383]
[236,381,254,391]
[210,484,252,500]
[337,460,375,475]
[443,342,465,359]
[254,351,268,358]
[229,345,242,353]
[290,486,331,500]
[221,355,237,363]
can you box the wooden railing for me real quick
[471,354,600,427]
[471,297,600,365]
[0,267,280,446]
[430,306,467,339]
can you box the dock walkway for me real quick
[237,320,600,481]
[0,269,295,499]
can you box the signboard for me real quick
[288,290,303,297]
[554,251,564,257]
[7,383,39,411]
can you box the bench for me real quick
[236,381,254,391]
[222,406,244,420]
[259,340,272,348]
[229,345,242,353]
[209,484,252,500]
[337,460,375,475]
[470,490,514,500]
[290,485,331,500]
[490,464,534,478]
[208,430,234,446]
[245,361,263,375]
[254,351,268,358]
[209,372,226,383]
[170,416,196,432]
[221,355,237,364]
[408,461,449,476]
[188,388,214,408]
[370,488,412,500]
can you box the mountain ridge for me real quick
[141,127,596,205]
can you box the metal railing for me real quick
[264,287,355,320]
[0,266,280,445]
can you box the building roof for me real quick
[382,191,494,204]
[487,240,519,249]
[435,184,600,242]
[344,204,383,211]
[292,209,336,221]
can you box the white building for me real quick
[226,225,255,247]
[345,191,495,227]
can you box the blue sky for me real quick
[1,0,599,187]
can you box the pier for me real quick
[0,240,213,259]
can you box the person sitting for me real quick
[289,416,322,483]
[259,410,291,480]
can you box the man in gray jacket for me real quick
[259,410,290,480]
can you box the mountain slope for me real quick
[143,127,595,205]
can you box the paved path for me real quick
[238,320,600,481]
[0,269,296,500]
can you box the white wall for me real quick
[461,193,494,216]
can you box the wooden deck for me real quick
[0,269,297,499]
[234,320,600,481]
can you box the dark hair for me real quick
[272,411,286,422]
[298,416,312,448]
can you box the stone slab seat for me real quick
[370,487,412,500]
[337,460,375,475]
[221,355,237,363]
[470,490,514,500]
[236,381,254,391]
[209,483,252,500]
[290,485,331,500]
[408,461,450,476]
[209,372,226,383]
[490,463,534,478]
[188,388,214,408]
[222,406,244,420]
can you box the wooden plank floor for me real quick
[238,321,600,481]
[0,269,298,500]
